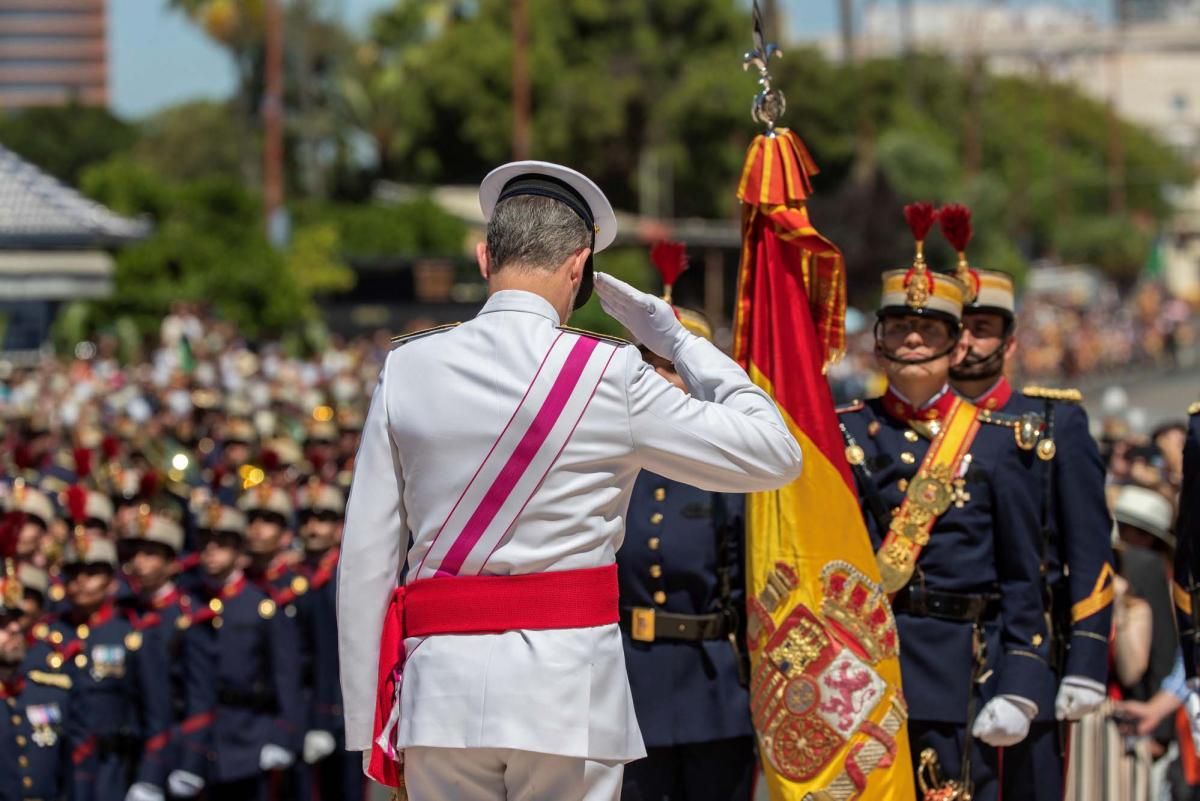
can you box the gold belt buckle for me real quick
[631,607,656,642]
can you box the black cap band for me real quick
[497,175,595,232]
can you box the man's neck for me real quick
[145,581,175,603]
[207,568,241,591]
[487,274,568,323]
[888,379,948,411]
[0,665,16,684]
[952,375,1000,401]
[248,552,279,574]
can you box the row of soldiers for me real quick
[0,412,366,801]
[833,203,1115,800]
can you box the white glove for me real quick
[1055,675,1106,721]
[972,695,1034,747]
[303,730,337,764]
[1186,681,1200,757]
[125,782,164,801]
[259,743,296,770]
[166,771,205,799]
[593,272,691,362]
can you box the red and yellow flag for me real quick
[733,130,915,801]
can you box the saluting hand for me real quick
[594,272,691,362]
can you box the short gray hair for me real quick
[486,195,591,273]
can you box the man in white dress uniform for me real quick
[336,160,803,801]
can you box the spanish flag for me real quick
[733,130,914,801]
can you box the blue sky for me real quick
[110,0,395,118]
[110,0,1109,120]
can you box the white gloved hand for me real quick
[303,730,337,764]
[1055,675,1106,721]
[593,272,691,361]
[166,771,205,799]
[125,782,164,801]
[259,743,296,771]
[972,695,1034,747]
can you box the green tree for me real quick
[361,0,756,217]
[0,105,137,185]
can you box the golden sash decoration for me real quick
[877,398,983,593]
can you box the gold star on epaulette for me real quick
[556,326,631,347]
[389,323,460,348]
[1021,385,1083,403]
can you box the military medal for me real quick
[27,704,59,747]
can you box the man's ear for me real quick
[1004,334,1018,363]
[476,241,491,280]
[568,248,591,287]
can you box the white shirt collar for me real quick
[889,383,951,410]
[477,290,561,325]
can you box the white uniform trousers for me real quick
[404,746,624,801]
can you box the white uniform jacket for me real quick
[338,289,802,763]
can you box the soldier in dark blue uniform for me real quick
[45,534,170,801]
[239,485,305,601]
[0,531,83,801]
[1175,402,1200,685]
[942,207,1113,801]
[0,483,56,575]
[616,311,755,801]
[167,504,303,801]
[292,481,362,801]
[837,230,1049,801]
[117,510,192,801]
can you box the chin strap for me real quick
[949,327,1014,382]
[949,345,1005,381]
[873,318,961,366]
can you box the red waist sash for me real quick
[368,564,619,788]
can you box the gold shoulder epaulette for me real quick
[1189,400,1200,416]
[556,325,630,347]
[1022,385,1083,403]
[390,322,460,347]
[28,670,72,690]
[836,400,864,414]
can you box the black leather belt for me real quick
[889,587,1000,623]
[218,686,277,712]
[619,607,731,643]
[94,732,142,757]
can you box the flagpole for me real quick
[742,0,786,134]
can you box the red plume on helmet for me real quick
[901,203,938,301]
[902,202,937,244]
[73,447,94,479]
[937,204,973,253]
[0,511,25,560]
[260,449,280,472]
[0,511,23,608]
[63,485,88,525]
[139,471,161,501]
[937,204,977,303]
[100,435,122,462]
[649,241,688,304]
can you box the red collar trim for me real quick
[972,377,1013,411]
[152,586,181,611]
[220,575,246,600]
[0,676,24,699]
[881,386,957,423]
